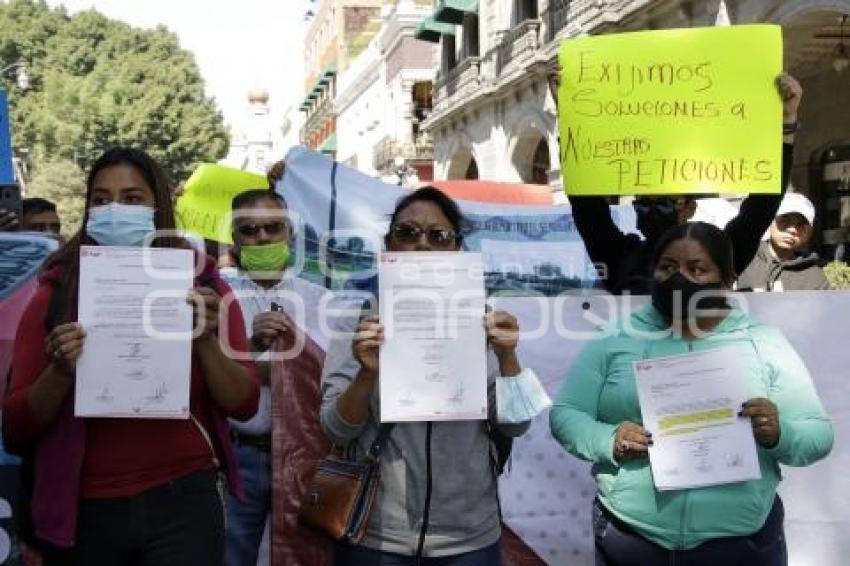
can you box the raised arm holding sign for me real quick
[551,25,801,294]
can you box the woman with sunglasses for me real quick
[3,147,259,565]
[320,187,533,565]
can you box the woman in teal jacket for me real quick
[550,222,832,566]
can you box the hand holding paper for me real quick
[188,286,222,340]
[486,310,521,377]
[45,322,87,374]
[352,315,383,375]
[613,422,653,462]
[741,397,781,448]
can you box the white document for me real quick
[378,252,488,422]
[634,347,761,491]
[75,246,194,418]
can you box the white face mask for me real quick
[85,203,155,247]
[496,369,552,424]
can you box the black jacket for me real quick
[737,240,830,291]
[568,144,794,295]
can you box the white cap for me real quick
[776,192,815,225]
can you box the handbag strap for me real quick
[365,423,396,461]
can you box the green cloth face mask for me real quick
[240,242,291,272]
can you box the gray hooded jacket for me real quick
[320,316,531,558]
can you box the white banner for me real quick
[279,146,637,296]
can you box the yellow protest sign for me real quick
[175,164,268,244]
[558,25,783,196]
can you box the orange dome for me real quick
[248,89,270,104]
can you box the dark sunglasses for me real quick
[235,221,289,237]
[391,223,458,248]
[633,197,676,216]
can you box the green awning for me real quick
[319,134,337,154]
[301,64,337,106]
[415,15,455,43]
[434,0,478,25]
[319,64,337,85]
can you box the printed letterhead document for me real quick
[378,252,487,422]
[75,246,194,418]
[634,347,761,491]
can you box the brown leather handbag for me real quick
[299,424,394,543]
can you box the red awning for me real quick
[426,180,554,206]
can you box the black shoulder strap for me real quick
[485,421,513,476]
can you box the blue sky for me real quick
[46,0,312,128]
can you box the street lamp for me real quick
[1,62,29,90]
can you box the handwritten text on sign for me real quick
[175,164,267,244]
[558,25,783,196]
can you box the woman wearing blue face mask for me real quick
[550,222,833,566]
[3,147,260,565]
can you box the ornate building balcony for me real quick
[496,19,541,77]
[373,136,397,171]
[433,56,482,114]
[373,134,434,172]
[546,1,627,41]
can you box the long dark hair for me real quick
[384,186,467,249]
[44,147,181,327]
[651,222,736,287]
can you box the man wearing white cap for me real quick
[738,192,830,291]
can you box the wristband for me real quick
[783,121,800,135]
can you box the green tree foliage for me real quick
[26,158,85,235]
[0,0,229,184]
[824,261,850,290]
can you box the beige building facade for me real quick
[335,0,437,184]
[300,0,385,153]
[418,1,850,205]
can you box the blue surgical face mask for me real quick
[495,369,552,424]
[85,203,156,247]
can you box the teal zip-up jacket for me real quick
[550,304,833,550]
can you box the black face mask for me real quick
[634,198,678,242]
[651,272,728,320]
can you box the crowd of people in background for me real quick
[0,70,840,566]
